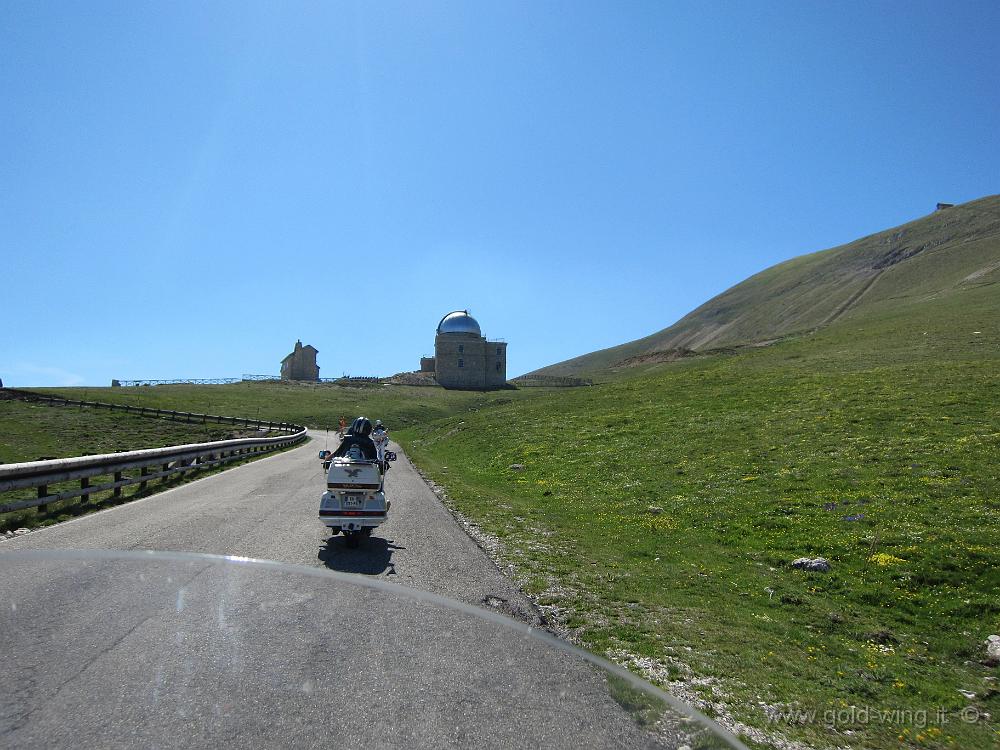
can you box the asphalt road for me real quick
[4,432,534,618]
[0,433,738,749]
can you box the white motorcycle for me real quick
[317,444,396,548]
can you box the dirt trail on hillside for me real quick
[817,267,888,328]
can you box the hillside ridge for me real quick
[527,194,1000,378]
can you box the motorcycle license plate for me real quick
[342,495,363,508]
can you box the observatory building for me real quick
[420,310,507,390]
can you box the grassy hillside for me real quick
[38,381,531,432]
[0,399,256,464]
[530,195,1000,378]
[401,312,1000,749]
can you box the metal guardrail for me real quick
[0,431,308,515]
[0,389,308,515]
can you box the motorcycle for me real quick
[372,427,390,472]
[317,446,395,547]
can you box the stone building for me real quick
[423,310,507,390]
[280,340,320,381]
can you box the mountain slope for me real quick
[528,194,1000,378]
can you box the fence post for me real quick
[37,485,48,513]
[163,462,170,483]
[81,476,90,503]
[139,467,149,491]
[113,472,123,498]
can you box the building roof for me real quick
[436,310,482,336]
[281,342,318,364]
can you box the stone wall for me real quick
[435,333,486,389]
[434,334,506,389]
[485,341,507,388]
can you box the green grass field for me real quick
[0,400,256,464]
[398,284,999,749]
[39,380,530,432]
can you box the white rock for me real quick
[792,557,831,572]
[984,635,1000,666]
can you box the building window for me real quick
[496,347,501,355]
[458,358,464,368]
[458,344,464,353]
[496,362,501,372]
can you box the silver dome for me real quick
[437,310,482,336]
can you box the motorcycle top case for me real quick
[326,458,382,490]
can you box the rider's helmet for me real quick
[375,420,383,428]
[350,417,373,437]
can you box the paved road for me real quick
[0,433,738,749]
[4,432,533,619]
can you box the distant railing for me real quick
[108,375,388,386]
[0,388,308,515]
[113,378,244,387]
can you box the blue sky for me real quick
[3,1,998,386]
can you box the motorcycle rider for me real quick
[332,417,378,461]
[372,420,390,470]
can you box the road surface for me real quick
[0,432,738,749]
